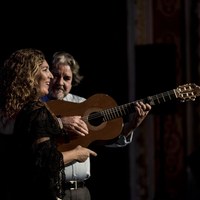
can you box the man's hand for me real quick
[131,101,151,128]
[61,116,89,136]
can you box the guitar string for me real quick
[81,89,177,122]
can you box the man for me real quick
[43,51,151,200]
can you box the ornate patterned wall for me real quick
[131,0,190,199]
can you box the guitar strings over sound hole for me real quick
[88,112,104,126]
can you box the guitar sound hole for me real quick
[88,112,104,126]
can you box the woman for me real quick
[0,48,68,200]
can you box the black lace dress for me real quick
[11,100,67,200]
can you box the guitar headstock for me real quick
[175,83,200,102]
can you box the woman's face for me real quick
[36,60,53,97]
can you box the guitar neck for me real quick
[141,89,177,105]
[99,89,177,122]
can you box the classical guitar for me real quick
[47,83,200,151]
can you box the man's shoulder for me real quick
[63,93,86,103]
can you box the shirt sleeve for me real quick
[105,130,134,148]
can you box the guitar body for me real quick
[46,83,200,151]
[47,94,123,151]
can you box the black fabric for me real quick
[0,134,14,200]
[188,147,200,187]
[9,100,67,200]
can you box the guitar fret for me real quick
[120,105,126,116]
[117,107,124,117]
[110,108,115,119]
[161,93,166,102]
[115,107,120,117]
[114,108,119,118]
[167,91,172,100]
[156,94,161,104]
[145,90,175,105]
[113,107,118,118]
[103,110,110,121]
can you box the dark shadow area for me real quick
[135,44,177,114]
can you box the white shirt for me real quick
[63,93,90,181]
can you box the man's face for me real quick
[49,64,73,100]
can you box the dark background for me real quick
[0,0,129,102]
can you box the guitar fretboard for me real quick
[97,89,177,122]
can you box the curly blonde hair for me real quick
[0,48,45,118]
